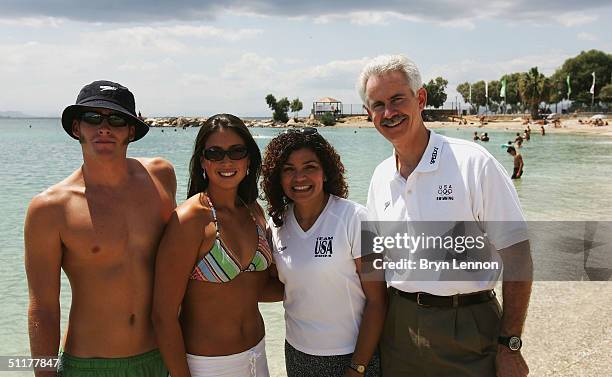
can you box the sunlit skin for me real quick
[200,128,250,191]
[280,148,329,230]
[364,70,430,178]
[152,124,272,377]
[71,108,135,160]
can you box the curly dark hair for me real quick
[261,130,348,227]
[187,114,261,203]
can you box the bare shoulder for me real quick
[26,176,80,224]
[174,193,214,228]
[137,157,174,172]
[134,157,177,196]
[136,157,175,179]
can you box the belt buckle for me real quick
[416,292,430,307]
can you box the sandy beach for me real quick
[334,115,612,137]
[499,282,612,376]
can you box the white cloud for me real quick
[577,32,598,41]
[0,17,64,28]
[553,12,598,27]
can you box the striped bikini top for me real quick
[190,196,273,283]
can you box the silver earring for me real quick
[202,170,207,180]
[247,168,250,175]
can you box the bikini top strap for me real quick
[204,195,220,238]
[237,196,258,224]
[206,195,259,235]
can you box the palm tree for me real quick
[519,67,551,119]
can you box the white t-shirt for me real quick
[269,195,368,356]
[367,129,528,296]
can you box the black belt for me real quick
[390,287,495,308]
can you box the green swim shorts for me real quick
[58,349,167,377]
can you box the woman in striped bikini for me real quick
[152,114,273,377]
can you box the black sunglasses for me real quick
[80,111,128,127]
[282,127,319,135]
[203,145,249,161]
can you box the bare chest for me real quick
[60,186,169,269]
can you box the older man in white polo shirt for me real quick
[358,55,532,377]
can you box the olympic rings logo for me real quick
[437,185,453,195]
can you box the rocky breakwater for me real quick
[143,116,323,128]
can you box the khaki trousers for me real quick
[381,289,501,377]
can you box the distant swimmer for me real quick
[507,146,524,179]
[515,132,523,143]
[25,81,176,377]
[480,132,490,142]
[540,125,545,136]
[523,129,530,141]
[473,131,480,141]
[515,139,523,149]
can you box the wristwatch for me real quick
[498,335,522,351]
[349,361,366,374]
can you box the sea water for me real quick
[1,119,611,376]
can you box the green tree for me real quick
[456,82,476,113]
[424,77,448,108]
[487,80,501,105]
[471,81,487,110]
[500,73,522,110]
[599,83,612,105]
[320,112,336,126]
[290,98,303,119]
[519,67,550,119]
[549,49,612,105]
[265,93,290,123]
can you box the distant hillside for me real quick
[0,111,35,118]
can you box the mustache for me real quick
[381,115,407,127]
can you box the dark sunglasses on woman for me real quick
[80,111,128,127]
[203,145,249,161]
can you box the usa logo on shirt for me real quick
[436,184,454,201]
[314,236,333,257]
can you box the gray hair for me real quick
[357,54,422,105]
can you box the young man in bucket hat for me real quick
[24,80,176,376]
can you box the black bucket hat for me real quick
[61,80,149,141]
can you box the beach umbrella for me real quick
[590,114,606,120]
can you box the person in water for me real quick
[507,146,524,179]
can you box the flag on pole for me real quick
[566,74,571,99]
[485,81,488,98]
[469,83,472,103]
[500,78,507,98]
[589,72,595,94]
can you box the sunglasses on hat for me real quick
[282,127,318,135]
[203,145,249,161]
[80,111,129,127]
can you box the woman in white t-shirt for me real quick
[260,128,387,377]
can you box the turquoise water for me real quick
[1,119,611,375]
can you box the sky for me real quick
[0,0,611,117]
